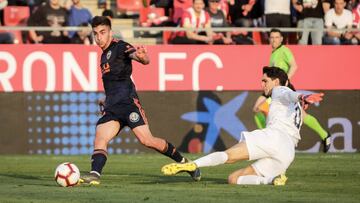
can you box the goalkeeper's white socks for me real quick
[236,175,273,185]
[194,151,228,167]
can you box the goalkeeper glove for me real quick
[299,93,324,110]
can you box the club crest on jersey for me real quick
[129,112,140,123]
[106,51,112,60]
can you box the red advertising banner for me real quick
[0,45,359,92]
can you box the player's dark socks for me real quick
[162,142,184,163]
[91,149,108,174]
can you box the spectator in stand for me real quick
[322,0,333,12]
[217,0,230,17]
[265,0,292,28]
[150,0,173,17]
[170,0,214,44]
[102,9,114,19]
[227,0,256,44]
[64,0,92,40]
[249,0,264,26]
[323,0,353,44]
[97,0,106,9]
[7,0,27,6]
[292,0,330,45]
[292,1,305,42]
[205,0,232,44]
[140,6,170,27]
[0,0,7,25]
[264,0,292,43]
[27,0,69,44]
[345,0,356,9]
[0,32,14,43]
[70,22,93,44]
[0,0,15,44]
[349,0,360,9]
[0,31,14,43]
[351,1,360,44]
[101,9,123,40]
[228,0,255,27]
[22,0,48,13]
[322,0,356,10]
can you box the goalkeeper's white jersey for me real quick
[266,86,302,145]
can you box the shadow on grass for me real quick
[0,173,42,180]
[0,173,57,187]
[123,172,227,185]
[141,177,227,185]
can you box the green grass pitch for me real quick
[0,153,359,203]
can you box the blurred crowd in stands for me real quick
[0,0,359,45]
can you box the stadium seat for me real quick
[117,0,143,11]
[172,0,192,24]
[10,31,23,44]
[0,30,23,44]
[162,31,173,44]
[139,7,165,26]
[252,31,262,45]
[3,6,30,44]
[3,6,30,26]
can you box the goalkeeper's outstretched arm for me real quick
[298,93,324,110]
[272,86,324,110]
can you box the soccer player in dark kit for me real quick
[79,16,200,185]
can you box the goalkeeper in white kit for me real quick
[161,66,324,185]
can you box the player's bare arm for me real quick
[253,95,267,113]
[127,46,150,65]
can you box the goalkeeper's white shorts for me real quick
[242,128,295,178]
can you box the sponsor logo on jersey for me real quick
[129,112,140,123]
[106,51,112,60]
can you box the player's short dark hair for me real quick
[91,16,111,29]
[270,28,283,36]
[263,66,288,86]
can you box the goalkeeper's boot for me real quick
[272,174,288,186]
[79,171,100,185]
[183,158,201,181]
[161,161,197,176]
[323,132,332,153]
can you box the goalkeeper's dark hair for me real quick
[91,16,111,29]
[262,66,288,86]
[287,80,296,91]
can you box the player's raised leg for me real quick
[79,120,120,185]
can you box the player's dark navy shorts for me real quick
[96,97,148,129]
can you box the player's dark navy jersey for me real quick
[100,39,137,105]
[97,39,148,128]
